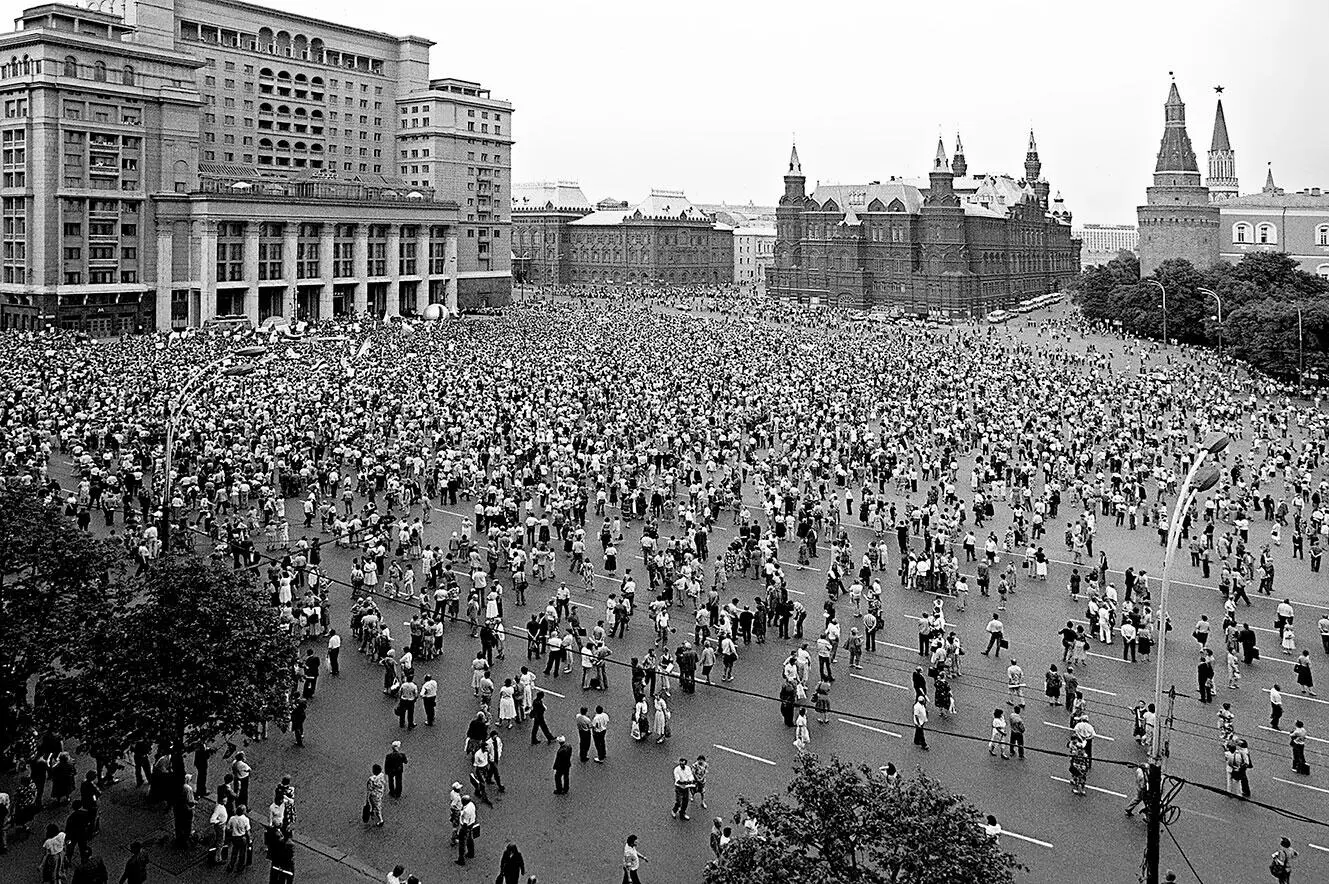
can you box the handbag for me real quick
[362,802,371,823]
[1270,856,1286,877]
[470,822,481,839]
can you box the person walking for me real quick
[553,736,573,794]
[671,758,695,820]
[1123,764,1147,816]
[1293,650,1315,696]
[793,708,810,753]
[622,834,646,884]
[692,754,709,810]
[290,699,307,747]
[983,614,1005,656]
[1270,836,1297,884]
[396,677,418,729]
[530,691,555,744]
[1290,721,1311,775]
[576,707,594,762]
[497,843,526,884]
[364,767,385,827]
[1008,705,1026,759]
[384,742,407,798]
[913,695,929,751]
[421,674,438,726]
[1270,684,1285,729]
[988,709,1009,759]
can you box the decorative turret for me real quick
[1206,87,1238,202]
[1263,162,1281,195]
[782,141,805,203]
[1137,76,1218,275]
[1050,191,1072,225]
[926,136,957,205]
[1025,129,1049,208]
[951,132,967,179]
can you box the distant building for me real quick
[1137,80,1220,275]
[1074,224,1139,268]
[699,201,776,228]
[770,134,1080,314]
[732,226,775,286]
[511,188,733,286]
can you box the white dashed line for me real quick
[850,673,912,692]
[837,718,902,738]
[712,743,777,766]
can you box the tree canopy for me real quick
[40,553,299,764]
[0,483,121,765]
[704,755,1023,884]
[1069,251,1329,379]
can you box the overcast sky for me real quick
[297,0,1321,224]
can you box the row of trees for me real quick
[704,755,1022,884]
[1070,250,1329,380]
[0,484,299,842]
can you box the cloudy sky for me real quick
[290,0,1320,223]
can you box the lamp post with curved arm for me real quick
[159,346,267,553]
[1145,279,1167,347]
[1198,287,1222,358]
[1144,431,1229,884]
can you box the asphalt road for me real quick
[12,308,1329,884]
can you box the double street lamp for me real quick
[1198,287,1223,358]
[1145,280,1167,347]
[1144,431,1230,884]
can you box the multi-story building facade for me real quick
[732,226,774,287]
[770,137,1080,314]
[396,77,513,305]
[1073,223,1139,268]
[1137,80,1220,275]
[0,0,506,333]
[510,181,592,286]
[512,187,733,287]
[1219,170,1329,279]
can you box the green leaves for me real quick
[704,755,1023,884]
[41,552,299,757]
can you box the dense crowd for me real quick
[0,286,1325,883]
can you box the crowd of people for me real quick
[0,284,1325,882]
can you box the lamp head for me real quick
[222,364,258,377]
[1193,463,1222,493]
[232,346,268,358]
[1201,432,1230,455]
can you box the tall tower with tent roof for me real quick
[1207,86,1239,202]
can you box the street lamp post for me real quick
[1145,280,1167,347]
[1296,303,1304,385]
[1198,287,1222,358]
[1144,431,1229,884]
[159,346,267,553]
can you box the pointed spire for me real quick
[951,131,967,179]
[1264,162,1277,193]
[1166,81,1183,107]
[933,136,949,171]
[955,131,964,155]
[788,142,802,176]
[1210,98,1231,152]
[1027,128,1038,152]
[1154,79,1199,174]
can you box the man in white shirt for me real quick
[671,758,695,820]
[622,834,644,884]
[455,795,476,865]
[420,675,438,726]
[913,696,929,750]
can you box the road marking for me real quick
[1086,651,1126,662]
[1271,776,1329,795]
[535,686,566,699]
[882,642,918,653]
[1308,843,1329,854]
[838,718,902,738]
[1043,721,1115,741]
[1179,807,1230,824]
[851,673,912,692]
[1000,829,1054,849]
[1049,775,1128,798]
[1269,688,1329,706]
[1260,725,1329,746]
[712,743,777,766]
[1080,686,1119,697]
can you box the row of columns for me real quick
[154,220,458,329]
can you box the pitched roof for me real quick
[567,210,630,226]
[512,181,592,212]
[1210,98,1232,152]
[629,189,709,220]
[809,182,924,214]
[1155,82,1200,173]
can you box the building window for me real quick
[93,61,106,82]
[1318,264,1329,279]
[1256,222,1277,245]
[122,64,134,86]
[1317,224,1329,247]
[1232,222,1251,244]
[63,56,77,77]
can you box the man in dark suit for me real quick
[552,736,573,794]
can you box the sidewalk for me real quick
[0,776,384,884]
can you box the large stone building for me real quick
[1137,80,1220,275]
[769,136,1080,314]
[1138,79,1329,279]
[511,184,734,287]
[1073,223,1139,268]
[0,0,510,333]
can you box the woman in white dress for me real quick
[498,678,518,727]
[793,708,810,753]
[653,696,670,744]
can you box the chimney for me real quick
[1313,187,1323,196]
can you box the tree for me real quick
[705,755,1022,884]
[41,554,298,842]
[0,484,121,767]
